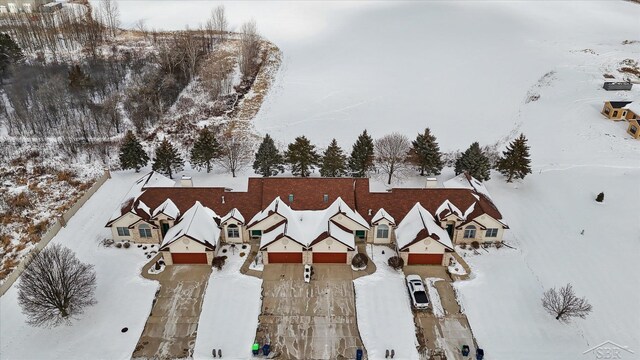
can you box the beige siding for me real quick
[370,219,394,244]
[400,239,451,266]
[264,236,304,253]
[221,218,247,244]
[109,213,141,242]
[248,213,285,231]
[453,215,506,245]
[130,221,161,244]
[311,237,350,252]
[331,214,368,231]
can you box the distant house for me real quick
[601,101,632,120]
[0,0,53,13]
[627,119,640,139]
[603,82,633,91]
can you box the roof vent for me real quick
[180,176,193,187]
[426,177,438,188]
[368,209,372,216]
[221,196,225,204]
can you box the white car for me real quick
[406,275,429,309]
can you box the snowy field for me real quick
[353,245,420,360]
[0,171,158,360]
[193,245,262,360]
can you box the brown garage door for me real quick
[313,252,347,264]
[408,253,443,265]
[268,252,303,263]
[171,252,208,264]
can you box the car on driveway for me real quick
[406,275,429,309]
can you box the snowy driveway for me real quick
[256,264,365,359]
[132,265,211,359]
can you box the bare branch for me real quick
[542,283,592,323]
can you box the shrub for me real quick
[56,170,76,182]
[351,253,369,268]
[242,244,248,249]
[142,246,147,250]
[387,256,404,270]
[460,243,467,249]
[155,262,161,270]
[123,242,130,249]
[471,241,480,249]
[595,192,604,202]
[115,242,122,248]
[222,248,227,253]
[212,256,226,270]
[8,192,31,210]
[239,252,246,257]
[495,242,503,249]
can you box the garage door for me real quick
[407,253,443,265]
[268,252,303,263]
[313,252,347,264]
[171,252,208,264]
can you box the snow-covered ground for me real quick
[353,245,420,360]
[425,278,444,318]
[193,245,262,360]
[0,171,158,360]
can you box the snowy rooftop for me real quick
[161,201,220,249]
[107,172,175,224]
[152,198,180,220]
[443,172,493,201]
[395,203,453,250]
[626,101,640,116]
[371,208,395,224]
[221,208,245,224]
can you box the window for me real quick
[376,224,389,238]
[288,194,294,203]
[117,227,130,236]
[227,224,240,238]
[250,229,262,238]
[613,110,618,117]
[485,228,499,238]
[463,225,476,239]
[323,194,329,203]
[631,125,638,134]
[355,230,366,239]
[138,224,152,238]
[604,107,610,115]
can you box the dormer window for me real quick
[323,194,329,202]
[288,194,294,203]
[376,224,389,239]
[227,224,240,238]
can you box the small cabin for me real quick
[603,82,633,91]
[602,101,632,120]
[627,119,640,139]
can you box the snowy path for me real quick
[353,246,420,360]
[193,245,262,360]
[0,171,159,360]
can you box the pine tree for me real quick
[408,128,443,176]
[0,33,23,83]
[190,127,221,173]
[152,139,184,179]
[285,136,320,177]
[496,133,532,182]
[118,130,149,172]
[253,134,284,177]
[320,139,348,177]
[348,130,375,177]
[455,142,491,181]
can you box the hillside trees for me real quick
[0,33,23,83]
[320,139,348,177]
[206,5,228,43]
[152,139,184,179]
[285,136,320,177]
[375,133,411,184]
[190,127,221,173]
[253,134,284,177]
[238,20,260,79]
[17,244,97,327]
[119,130,149,172]
[99,0,120,38]
[455,142,492,181]
[496,134,532,182]
[408,128,443,176]
[348,130,375,177]
[218,132,254,177]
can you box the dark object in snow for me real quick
[351,253,369,268]
[242,244,248,249]
[123,242,130,249]
[231,244,236,248]
[137,244,142,248]
[147,255,151,259]
[252,343,260,355]
[471,241,480,249]
[580,230,585,235]
[212,256,226,270]
[356,348,363,360]
[476,348,485,360]
[381,250,385,255]
[262,344,271,356]
[388,256,404,270]
[212,348,216,358]
[385,349,389,358]
[222,248,227,253]
[158,260,165,266]
[115,242,122,248]
[542,283,592,322]
[596,192,604,202]
[142,246,147,250]
[121,327,128,333]
[390,349,395,358]
[155,262,161,270]
[462,345,470,356]
[150,245,155,248]
[218,349,222,357]
[603,81,632,91]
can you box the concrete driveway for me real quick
[255,264,366,359]
[132,265,212,360]
[404,266,477,360]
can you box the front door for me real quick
[446,223,454,239]
[161,222,170,237]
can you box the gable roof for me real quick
[626,101,640,115]
[152,198,180,220]
[221,208,245,224]
[395,203,453,251]
[160,201,220,250]
[371,208,395,225]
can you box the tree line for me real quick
[119,127,532,183]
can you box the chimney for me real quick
[426,177,438,188]
[180,176,193,187]
[221,196,225,204]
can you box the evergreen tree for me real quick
[152,139,184,179]
[348,130,375,177]
[118,130,149,172]
[408,128,443,176]
[455,142,491,181]
[320,139,348,177]
[0,33,23,83]
[253,134,284,177]
[190,127,221,173]
[285,136,320,177]
[496,133,532,182]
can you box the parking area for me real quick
[132,265,211,360]
[404,266,477,359]
[255,264,366,359]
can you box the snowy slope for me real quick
[0,171,158,360]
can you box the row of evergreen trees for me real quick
[119,127,531,183]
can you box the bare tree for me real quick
[17,244,97,327]
[375,133,411,184]
[206,5,228,43]
[542,283,592,322]
[217,131,254,177]
[99,0,120,38]
[238,20,260,79]
[134,18,147,39]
